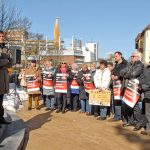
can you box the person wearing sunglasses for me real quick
[120,51,146,131]
[54,61,73,114]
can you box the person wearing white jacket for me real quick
[94,60,111,120]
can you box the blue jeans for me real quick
[114,100,122,120]
[100,106,107,118]
[81,99,91,113]
[46,95,55,109]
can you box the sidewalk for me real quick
[17,101,150,150]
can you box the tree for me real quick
[0,0,31,32]
[24,32,44,61]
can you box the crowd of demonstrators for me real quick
[17,50,150,136]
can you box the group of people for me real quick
[18,50,150,136]
[0,29,150,136]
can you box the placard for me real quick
[89,89,111,106]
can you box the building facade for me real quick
[6,29,99,65]
[135,24,150,63]
[82,42,98,62]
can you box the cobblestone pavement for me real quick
[17,101,150,150]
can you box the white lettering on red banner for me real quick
[83,73,94,93]
[55,73,68,93]
[113,80,122,100]
[122,79,140,108]
[26,75,40,92]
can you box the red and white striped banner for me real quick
[113,80,122,100]
[42,71,54,90]
[55,73,68,93]
[122,79,140,108]
[26,75,40,92]
[83,73,94,93]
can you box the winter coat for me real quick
[24,66,41,95]
[42,67,55,95]
[120,60,144,90]
[140,65,150,99]
[0,44,13,95]
[77,69,92,100]
[120,60,144,80]
[70,70,79,94]
[112,58,128,80]
[94,68,111,90]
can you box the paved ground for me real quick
[17,101,150,150]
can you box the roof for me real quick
[135,24,150,42]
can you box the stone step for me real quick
[0,112,8,140]
[0,111,26,150]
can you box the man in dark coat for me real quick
[120,51,145,131]
[111,51,128,120]
[140,63,150,135]
[0,31,13,125]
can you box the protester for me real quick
[70,63,79,112]
[107,62,114,116]
[90,63,98,116]
[77,63,93,115]
[94,60,111,120]
[120,51,145,130]
[107,62,114,72]
[54,61,73,114]
[25,60,41,110]
[111,51,128,121]
[0,30,13,125]
[140,63,150,135]
[42,61,55,111]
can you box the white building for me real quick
[135,24,150,63]
[82,42,98,62]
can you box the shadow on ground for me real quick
[22,111,52,150]
[114,125,150,150]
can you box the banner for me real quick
[55,73,67,93]
[113,80,122,100]
[122,79,140,108]
[83,73,94,93]
[70,78,79,94]
[42,71,54,90]
[89,89,111,106]
[26,75,40,92]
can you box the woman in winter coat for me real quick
[77,63,94,115]
[70,63,79,112]
[54,61,73,114]
[42,61,55,111]
[94,60,111,120]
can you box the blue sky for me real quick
[13,0,150,59]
